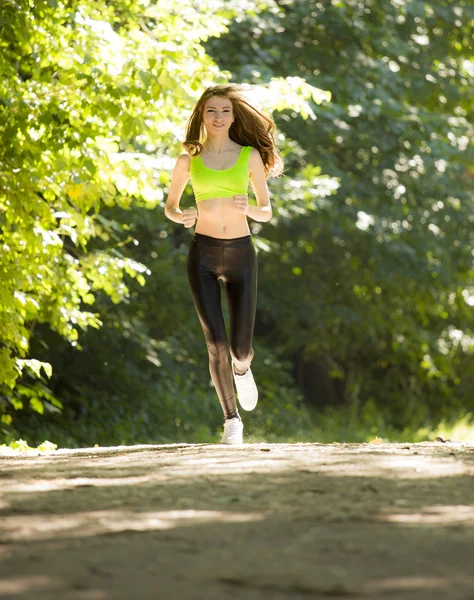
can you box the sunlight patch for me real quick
[2,509,265,542]
[364,575,473,594]
[0,576,72,597]
[379,504,474,525]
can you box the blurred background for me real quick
[1,0,473,448]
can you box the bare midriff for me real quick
[195,197,251,239]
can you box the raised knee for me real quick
[231,347,252,365]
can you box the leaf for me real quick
[29,397,45,415]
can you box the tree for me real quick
[207,0,474,425]
[0,0,330,441]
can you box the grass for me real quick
[243,409,474,445]
[4,407,474,450]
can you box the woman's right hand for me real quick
[182,207,197,228]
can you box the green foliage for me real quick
[0,438,57,454]
[207,0,474,427]
[0,2,273,421]
[271,406,474,445]
[1,0,331,438]
[3,0,474,446]
[10,222,311,446]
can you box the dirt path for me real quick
[1,441,474,600]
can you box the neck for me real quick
[204,134,234,153]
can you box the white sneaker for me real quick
[220,417,244,445]
[233,367,258,411]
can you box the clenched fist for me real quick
[182,207,197,228]
[233,194,249,214]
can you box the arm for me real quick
[233,148,273,222]
[164,153,196,227]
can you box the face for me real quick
[202,95,234,135]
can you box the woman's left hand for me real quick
[233,194,249,214]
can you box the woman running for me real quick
[165,84,283,444]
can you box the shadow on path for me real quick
[1,442,474,600]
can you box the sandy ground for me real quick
[1,440,474,600]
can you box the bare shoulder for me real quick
[177,152,191,166]
[174,152,191,174]
[249,147,264,174]
[249,147,263,162]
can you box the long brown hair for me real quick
[183,85,283,178]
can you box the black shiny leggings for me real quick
[187,233,257,420]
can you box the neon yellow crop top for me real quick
[189,146,252,202]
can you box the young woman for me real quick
[165,84,283,444]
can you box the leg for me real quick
[224,242,258,375]
[187,240,239,420]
